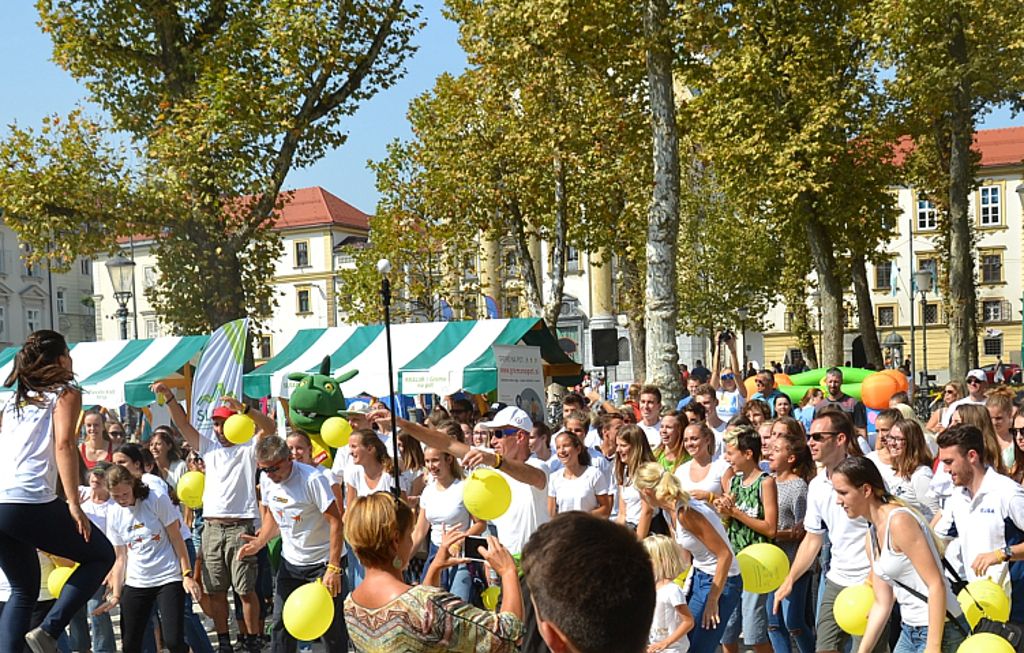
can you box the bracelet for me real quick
[494,453,503,469]
[326,563,342,573]
[182,569,192,578]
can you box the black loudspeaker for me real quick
[591,328,620,367]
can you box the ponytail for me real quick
[634,462,692,508]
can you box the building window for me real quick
[979,186,1001,226]
[877,306,895,327]
[294,241,310,268]
[25,308,41,332]
[982,299,1008,323]
[566,247,580,273]
[22,244,38,277]
[80,259,92,276]
[980,252,1003,284]
[142,266,158,289]
[617,337,631,362]
[0,305,6,336]
[502,294,521,317]
[296,287,311,314]
[258,335,272,359]
[874,260,892,291]
[55,289,66,314]
[916,258,938,289]
[916,198,937,231]
[922,302,939,325]
[984,334,1002,357]
[145,318,160,339]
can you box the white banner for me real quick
[494,344,546,426]
[190,318,249,440]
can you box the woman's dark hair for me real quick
[5,330,75,408]
[398,433,425,473]
[436,420,466,444]
[773,427,816,482]
[353,429,394,474]
[554,430,591,467]
[833,455,890,499]
[743,399,771,421]
[150,429,181,462]
[105,464,150,501]
[116,443,146,472]
[889,419,934,479]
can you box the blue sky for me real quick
[1,4,1019,217]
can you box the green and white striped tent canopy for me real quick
[243,317,582,399]
[0,335,209,407]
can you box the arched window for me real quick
[617,337,630,362]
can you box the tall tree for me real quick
[0,0,420,332]
[875,0,1024,379]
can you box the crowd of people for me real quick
[3,328,1024,653]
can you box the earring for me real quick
[392,556,403,570]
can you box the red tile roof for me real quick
[890,126,1024,168]
[274,186,370,231]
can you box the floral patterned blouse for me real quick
[344,584,523,653]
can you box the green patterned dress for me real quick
[344,584,523,652]
[725,471,769,552]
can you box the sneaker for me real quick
[25,628,59,653]
[244,635,263,653]
[298,644,312,653]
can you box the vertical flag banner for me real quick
[191,318,249,440]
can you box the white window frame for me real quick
[916,198,937,231]
[56,289,66,314]
[294,240,310,268]
[979,185,1001,226]
[25,308,42,332]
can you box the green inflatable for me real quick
[777,382,863,403]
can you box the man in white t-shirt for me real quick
[773,408,888,653]
[711,334,747,421]
[239,436,347,653]
[387,406,551,653]
[942,369,988,428]
[692,384,729,440]
[153,384,277,653]
[638,386,663,449]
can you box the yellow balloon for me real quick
[958,578,1010,628]
[282,581,334,640]
[463,469,512,521]
[737,543,790,593]
[957,632,1015,653]
[321,417,352,448]
[47,566,76,598]
[177,471,205,509]
[833,583,874,636]
[673,568,691,589]
[224,414,256,444]
[480,586,501,610]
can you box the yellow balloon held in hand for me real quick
[223,413,256,444]
[480,586,501,610]
[283,580,334,640]
[463,469,512,521]
[833,583,874,636]
[47,565,77,598]
[957,632,1015,653]
[736,543,790,593]
[321,417,352,448]
[958,578,1010,628]
[177,471,205,509]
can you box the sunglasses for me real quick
[493,427,520,439]
[721,373,735,381]
[258,459,287,474]
[808,431,839,442]
[944,389,958,395]
[966,378,983,385]
[1011,428,1024,439]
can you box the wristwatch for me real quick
[1003,545,1013,562]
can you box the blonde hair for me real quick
[634,462,692,507]
[643,535,688,581]
[344,493,415,568]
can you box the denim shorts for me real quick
[721,589,769,646]
[892,616,969,653]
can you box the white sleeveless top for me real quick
[0,392,61,504]
[675,499,740,577]
[871,507,961,627]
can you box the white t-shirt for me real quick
[620,480,645,525]
[0,564,8,601]
[491,458,550,556]
[107,490,183,588]
[0,392,60,504]
[344,465,397,497]
[420,480,472,546]
[941,397,986,427]
[400,469,423,497]
[329,445,352,487]
[716,389,745,422]
[79,487,115,535]
[166,459,187,490]
[198,436,258,519]
[675,499,739,576]
[260,462,335,566]
[649,582,690,653]
[640,421,662,450]
[548,466,610,514]
[889,465,939,521]
[674,458,729,498]
[804,466,871,586]
[143,473,191,541]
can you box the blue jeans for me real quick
[421,542,475,603]
[68,586,115,653]
[767,570,815,653]
[892,617,968,653]
[685,570,742,653]
[0,500,115,648]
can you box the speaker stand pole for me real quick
[603,365,609,401]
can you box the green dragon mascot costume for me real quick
[287,356,358,468]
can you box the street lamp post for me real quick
[914,269,933,391]
[106,254,136,340]
[377,258,402,499]
[737,306,749,370]
[809,290,822,365]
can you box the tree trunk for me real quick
[620,250,647,383]
[851,253,884,369]
[542,155,568,331]
[643,0,683,404]
[508,198,545,319]
[802,209,845,367]
[945,11,978,380]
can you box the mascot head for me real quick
[288,356,358,434]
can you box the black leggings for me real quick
[0,499,115,652]
[120,583,186,653]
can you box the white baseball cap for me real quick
[480,406,534,433]
[344,400,372,414]
[966,369,987,383]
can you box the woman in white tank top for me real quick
[831,456,967,653]
[0,330,115,653]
